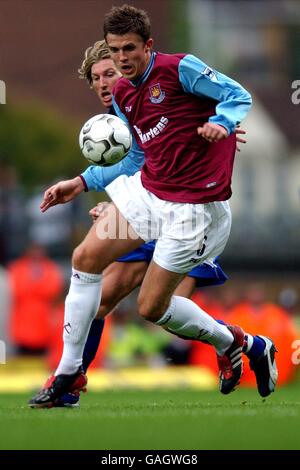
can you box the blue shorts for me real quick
[117,241,228,288]
[117,240,156,264]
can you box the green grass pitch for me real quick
[0,384,299,450]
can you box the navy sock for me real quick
[82,318,105,373]
[246,335,265,360]
[217,320,265,359]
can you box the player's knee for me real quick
[72,244,102,272]
[72,244,87,266]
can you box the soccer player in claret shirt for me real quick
[56,40,231,407]
[29,5,277,408]
[56,40,230,407]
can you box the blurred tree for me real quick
[0,101,85,191]
[169,0,189,53]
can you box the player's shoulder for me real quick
[153,52,188,79]
[113,77,128,95]
[155,51,187,67]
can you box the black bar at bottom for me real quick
[0,450,298,465]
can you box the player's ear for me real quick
[145,38,153,52]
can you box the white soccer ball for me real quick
[79,113,132,166]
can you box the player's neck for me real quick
[131,51,155,86]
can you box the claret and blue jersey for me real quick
[81,52,251,198]
[112,51,251,204]
[80,51,251,286]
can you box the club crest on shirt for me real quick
[149,83,165,103]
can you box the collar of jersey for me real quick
[130,52,156,87]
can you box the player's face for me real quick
[106,33,153,81]
[91,59,121,108]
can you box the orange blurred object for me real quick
[8,244,63,351]
[190,288,299,386]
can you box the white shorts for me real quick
[105,172,232,273]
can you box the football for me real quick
[79,113,132,166]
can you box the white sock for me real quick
[55,269,102,376]
[156,295,233,356]
[244,334,254,353]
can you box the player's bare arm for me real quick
[40,176,85,213]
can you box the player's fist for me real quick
[197,122,228,142]
[89,202,110,223]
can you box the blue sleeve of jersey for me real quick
[80,99,144,192]
[111,96,141,150]
[178,54,252,134]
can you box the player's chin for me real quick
[102,100,113,108]
[122,72,133,80]
[121,67,135,79]
[100,95,112,108]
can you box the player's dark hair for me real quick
[103,4,151,43]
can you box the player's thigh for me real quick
[138,260,184,321]
[174,276,196,298]
[73,203,144,273]
[100,261,148,315]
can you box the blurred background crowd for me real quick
[0,0,300,388]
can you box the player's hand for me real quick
[197,122,228,142]
[235,126,247,152]
[89,202,110,223]
[89,205,101,222]
[40,177,84,212]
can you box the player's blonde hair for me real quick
[78,40,111,85]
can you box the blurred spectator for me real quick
[226,282,299,386]
[0,265,11,353]
[0,162,27,264]
[219,286,242,317]
[106,299,169,369]
[190,283,299,386]
[279,287,299,316]
[7,243,64,355]
[26,187,89,258]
